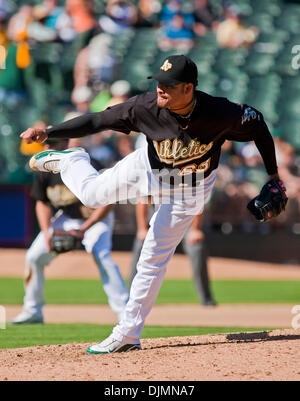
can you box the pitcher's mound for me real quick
[1,329,300,381]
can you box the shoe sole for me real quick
[29,148,84,172]
[8,320,44,325]
[29,155,60,172]
[86,343,141,354]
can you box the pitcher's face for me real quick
[156,82,193,111]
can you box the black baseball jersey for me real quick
[47,90,278,180]
[31,158,104,219]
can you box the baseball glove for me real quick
[247,179,288,223]
[50,230,83,254]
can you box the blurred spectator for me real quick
[87,130,118,167]
[274,138,300,221]
[208,137,300,229]
[32,0,63,30]
[22,0,64,42]
[159,0,182,23]
[88,87,112,113]
[55,7,76,42]
[98,0,138,34]
[158,12,195,51]
[6,5,32,42]
[71,33,118,112]
[207,140,262,229]
[0,41,30,105]
[87,33,118,85]
[275,138,300,179]
[136,0,161,27]
[106,79,131,107]
[7,3,58,43]
[216,5,259,48]
[114,133,135,160]
[65,0,96,34]
[0,0,9,21]
[0,18,8,68]
[55,0,96,42]
[88,80,132,165]
[192,0,219,36]
[158,0,196,50]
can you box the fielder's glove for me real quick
[50,230,83,254]
[247,179,288,223]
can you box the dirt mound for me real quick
[1,329,300,381]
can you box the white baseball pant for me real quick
[60,146,216,343]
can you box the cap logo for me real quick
[160,59,172,72]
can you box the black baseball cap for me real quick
[148,55,198,87]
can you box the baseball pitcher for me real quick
[20,55,287,353]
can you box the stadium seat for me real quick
[244,52,276,75]
[110,31,135,58]
[197,72,218,95]
[15,106,42,131]
[275,5,300,34]
[251,1,281,17]
[245,13,275,34]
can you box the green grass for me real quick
[0,324,272,349]
[1,278,300,305]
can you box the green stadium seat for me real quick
[244,52,275,75]
[245,13,275,34]
[280,77,300,95]
[27,79,49,113]
[111,31,135,58]
[245,73,280,124]
[213,48,248,77]
[251,1,281,17]
[197,72,218,94]
[15,106,42,131]
[230,0,253,16]
[279,98,300,120]
[275,5,300,34]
